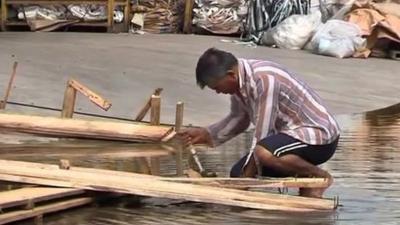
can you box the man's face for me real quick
[207,71,238,95]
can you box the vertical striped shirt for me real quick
[207,58,340,152]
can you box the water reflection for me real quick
[1,104,400,225]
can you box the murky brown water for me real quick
[1,104,400,225]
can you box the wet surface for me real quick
[1,104,400,225]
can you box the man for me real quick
[179,48,340,198]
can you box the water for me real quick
[1,104,399,225]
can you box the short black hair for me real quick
[195,48,238,89]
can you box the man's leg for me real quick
[253,145,332,198]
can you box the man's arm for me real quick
[207,95,250,147]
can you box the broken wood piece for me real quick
[61,79,111,118]
[0,160,335,211]
[150,95,161,125]
[59,159,71,170]
[0,113,175,143]
[135,88,163,121]
[68,79,112,111]
[0,62,18,110]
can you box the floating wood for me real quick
[0,187,84,210]
[135,88,163,121]
[0,62,18,110]
[0,113,174,143]
[162,177,330,189]
[0,160,335,212]
[0,187,90,225]
[0,197,92,225]
[61,79,111,118]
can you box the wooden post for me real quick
[0,62,18,110]
[135,88,163,121]
[183,0,195,34]
[1,0,7,31]
[123,0,131,32]
[149,157,160,176]
[150,95,161,125]
[107,0,115,32]
[175,102,184,176]
[61,83,77,118]
[34,215,43,225]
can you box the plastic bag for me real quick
[310,20,366,58]
[261,12,321,50]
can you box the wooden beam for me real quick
[135,88,163,121]
[0,187,84,209]
[0,197,92,225]
[183,0,195,34]
[0,62,18,110]
[0,160,335,211]
[0,113,175,143]
[150,95,161,125]
[68,79,111,111]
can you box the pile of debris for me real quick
[130,0,185,33]
[241,0,400,59]
[192,0,248,34]
[13,4,124,31]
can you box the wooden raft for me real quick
[0,113,175,143]
[0,187,91,225]
[0,160,336,212]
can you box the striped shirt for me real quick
[207,58,340,153]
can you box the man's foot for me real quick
[299,175,333,198]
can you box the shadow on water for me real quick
[1,103,400,225]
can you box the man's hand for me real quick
[177,127,212,147]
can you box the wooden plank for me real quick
[135,88,163,121]
[0,187,84,209]
[0,160,335,211]
[162,177,330,189]
[0,113,174,142]
[0,62,18,110]
[61,83,77,118]
[68,79,111,111]
[150,95,161,125]
[0,197,92,225]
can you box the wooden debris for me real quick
[0,113,174,143]
[0,187,90,225]
[0,160,335,212]
[61,79,111,118]
[0,62,18,110]
[135,88,163,121]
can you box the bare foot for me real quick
[299,175,333,198]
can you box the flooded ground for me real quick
[1,104,399,225]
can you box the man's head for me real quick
[196,48,239,95]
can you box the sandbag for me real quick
[310,19,366,58]
[261,12,322,50]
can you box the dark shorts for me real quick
[230,133,339,177]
